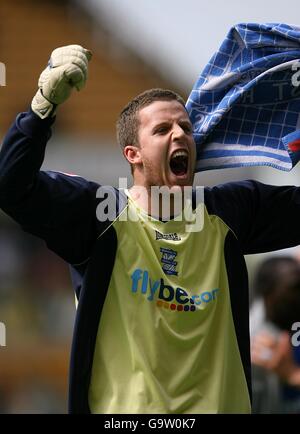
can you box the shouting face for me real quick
[124,100,196,190]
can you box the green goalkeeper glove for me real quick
[31,44,92,119]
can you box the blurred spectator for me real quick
[250,256,300,413]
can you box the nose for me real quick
[172,123,186,140]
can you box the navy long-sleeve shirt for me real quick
[1,110,300,413]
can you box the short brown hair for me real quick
[116,88,186,151]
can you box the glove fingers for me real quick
[43,72,72,104]
[38,62,86,90]
[50,46,91,69]
[63,64,86,90]
[52,54,88,87]
[51,44,91,58]
[71,60,88,82]
[51,55,88,75]
[34,45,92,109]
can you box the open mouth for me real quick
[169,150,189,176]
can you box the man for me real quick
[1,45,300,414]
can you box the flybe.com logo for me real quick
[131,269,220,312]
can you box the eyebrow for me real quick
[179,120,192,127]
[152,119,192,130]
[153,121,170,128]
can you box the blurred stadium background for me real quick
[0,0,300,413]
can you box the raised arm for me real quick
[0,45,100,265]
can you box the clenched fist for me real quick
[32,45,92,119]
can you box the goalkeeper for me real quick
[1,45,300,414]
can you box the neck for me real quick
[129,183,186,220]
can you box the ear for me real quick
[123,145,142,165]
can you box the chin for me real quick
[169,175,193,188]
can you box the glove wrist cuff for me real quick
[31,89,57,119]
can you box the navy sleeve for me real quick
[0,110,101,265]
[205,180,300,255]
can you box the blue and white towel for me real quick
[186,23,300,172]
